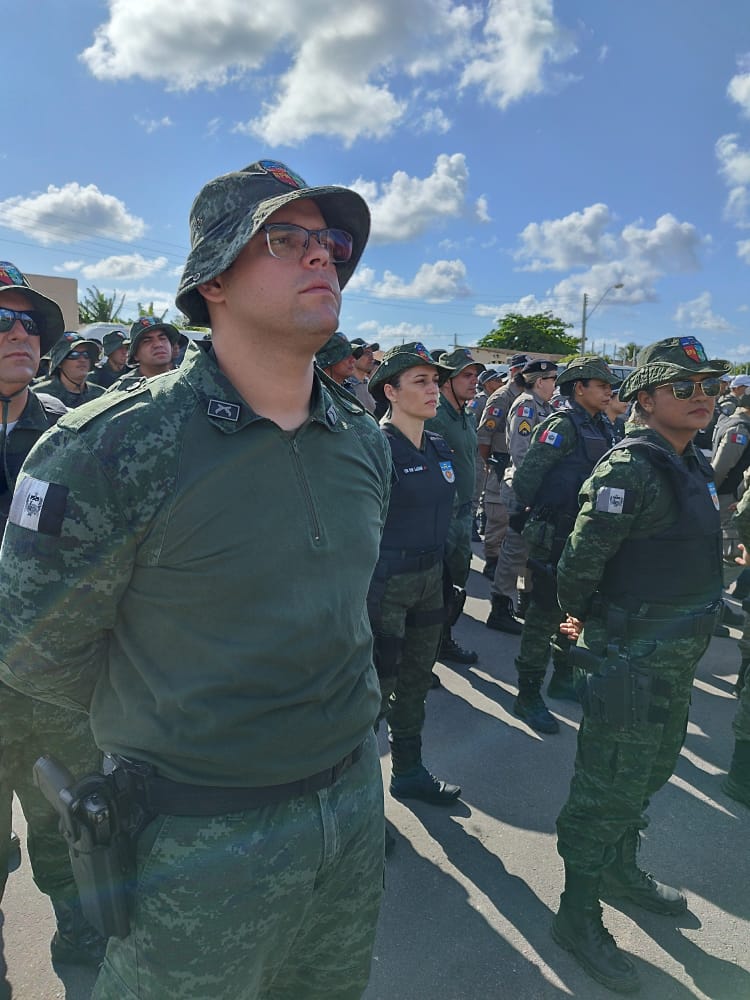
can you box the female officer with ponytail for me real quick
[367,343,461,806]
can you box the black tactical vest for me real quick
[717,413,750,498]
[534,406,614,521]
[380,427,456,554]
[599,439,722,608]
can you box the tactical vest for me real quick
[717,413,750,497]
[0,396,63,528]
[599,439,722,608]
[380,427,456,557]
[533,406,614,522]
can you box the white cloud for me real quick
[728,55,750,117]
[352,153,471,244]
[355,259,470,301]
[0,183,145,245]
[118,285,176,317]
[79,254,169,281]
[54,260,85,273]
[417,107,453,134]
[739,240,750,265]
[460,0,577,110]
[515,203,615,271]
[475,195,491,223]
[134,115,173,133]
[355,319,439,350]
[474,293,556,320]
[716,133,750,227]
[673,292,732,333]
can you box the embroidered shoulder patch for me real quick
[439,461,455,483]
[517,404,533,418]
[730,431,748,446]
[595,486,634,515]
[708,481,720,510]
[9,476,69,536]
[517,419,532,437]
[539,428,562,448]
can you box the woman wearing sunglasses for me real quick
[34,334,105,408]
[550,336,729,994]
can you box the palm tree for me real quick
[78,287,126,324]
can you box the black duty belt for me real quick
[592,598,721,641]
[111,741,365,817]
[378,547,442,574]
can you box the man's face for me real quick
[0,290,41,392]
[108,345,128,370]
[448,365,481,405]
[354,347,376,376]
[328,354,356,384]
[732,383,748,398]
[213,198,342,348]
[135,330,173,372]
[59,351,93,383]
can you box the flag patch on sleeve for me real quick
[540,428,561,447]
[8,476,68,536]
[595,486,634,515]
[517,404,533,418]
[730,432,748,445]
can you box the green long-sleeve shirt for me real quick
[0,349,391,786]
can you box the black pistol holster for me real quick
[570,643,671,729]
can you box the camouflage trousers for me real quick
[445,510,473,589]
[371,563,443,741]
[514,598,570,681]
[94,731,384,1000]
[734,668,750,742]
[0,683,100,901]
[557,627,709,876]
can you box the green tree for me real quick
[477,311,579,355]
[136,300,169,321]
[78,286,126,324]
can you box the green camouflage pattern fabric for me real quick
[437,347,485,376]
[32,376,105,409]
[49,337,100,372]
[315,331,352,369]
[731,489,750,743]
[555,426,718,873]
[93,733,384,1000]
[372,563,443,742]
[369,342,450,393]
[515,600,570,682]
[0,260,64,354]
[175,159,370,326]
[619,336,730,401]
[555,355,618,386]
[0,347,390,786]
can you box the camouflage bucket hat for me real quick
[316,331,353,369]
[128,316,181,365]
[175,159,371,327]
[50,334,101,372]
[556,355,619,387]
[102,330,129,356]
[369,342,451,394]
[438,347,486,376]
[619,336,731,401]
[0,261,65,355]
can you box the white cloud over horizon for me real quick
[351,259,470,301]
[673,291,732,332]
[0,183,146,246]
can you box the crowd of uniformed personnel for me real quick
[0,157,748,999]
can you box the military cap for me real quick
[349,336,380,359]
[0,260,64,355]
[49,334,101,372]
[128,316,181,365]
[369,342,452,393]
[102,330,129,356]
[619,336,730,402]
[176,159,370,327]
[316,331,353,369]
[556,355,619,387]
[439,347,486,376]
[478,367,504,388]
[507,353,530,369]
[521,358,558,378]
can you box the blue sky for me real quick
[4,1,750,359]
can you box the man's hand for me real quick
[560,615,583,641]
[735,543,750,567]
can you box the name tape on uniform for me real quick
[9,476,68,536]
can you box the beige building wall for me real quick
[27,273,79,331]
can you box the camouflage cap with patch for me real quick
[619,336,731,401]
[127,316,181,365]
[0,261,64,355]
[102,330,129,356]
[369,342,452,393]
[315,331,353,369]
[175,159,371,327]
[556,355,619,386]
[438,347,486,376]
[49,334,101,372]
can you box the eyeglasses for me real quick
[262,224,353,263]
[65,350,92,360]
[539,375,557,381]
[0,307,39,335]
[665,378,722,400]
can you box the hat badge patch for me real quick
[679,336,707,364]
[0,262,26,288]
[414,342,431,361]
[258,160,305,189]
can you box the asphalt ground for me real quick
[3,545,750,999]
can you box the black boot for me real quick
[384,822,397,858]
[735,659,750,697]
[600,828,687,914]
[514,675,559,733]
[50,898,107,968]
[516,591,530,621]
[389,735,461,806]
[486,595,522,635]
[552,869,640,994]
[722,739,750,808]
[439,626,478,664]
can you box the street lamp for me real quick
[580,283,624,354]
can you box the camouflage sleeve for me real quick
[0,427,139,712]
[513,413,577,507]
[556,449,652,618]
[712,428,749,490]
[735,487,750,546]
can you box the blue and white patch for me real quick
[9,476,68,536]
[730,432,748,446]
[595,486,634,514]
[517,404,534,418]
[539,428,562,448]
[708,481,720,510]
[207,399,240,421]
[439,461,455,483]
